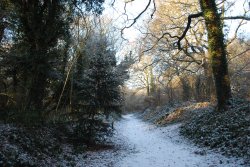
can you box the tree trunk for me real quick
[146,73,150,96]
[199,0,231,111]
[195,75,203,101]
[28,68,47,111]
[202,60,215,101]
[149,66,155,94]
[0,24,5,43]
[180,77,190,102]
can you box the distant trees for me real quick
[123,0,250,111]
[227,39,250,98]
[128,0,212,106]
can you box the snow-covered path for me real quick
[115,114,244,167]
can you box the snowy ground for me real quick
[1,113,247,167]
[107,114,245,167]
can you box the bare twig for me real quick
[121,0,155,38]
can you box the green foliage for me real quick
[79,0,105,14]
[0,0,128,144]
[9,0,72,110]
[2,109,44,126]
[70,118,113,143]
[0,0,106,114]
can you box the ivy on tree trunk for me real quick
[199,0,231,111]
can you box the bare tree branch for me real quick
[121,0,156,39]
[228,48,250,62]
[223,16,250,20]
[176,12,203,50]
[226,19,246,45]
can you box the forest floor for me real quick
[1,101,249,166]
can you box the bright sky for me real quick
[224,0,250,38]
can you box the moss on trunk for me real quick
[199,0,231,111]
